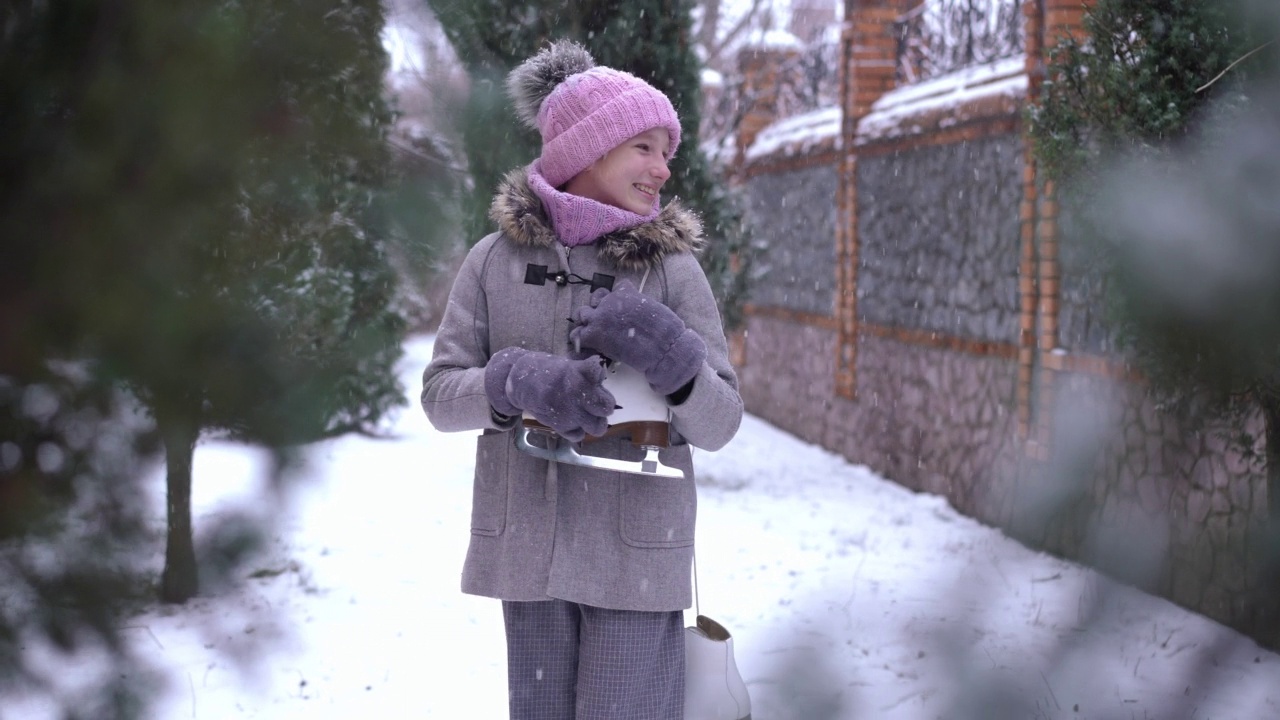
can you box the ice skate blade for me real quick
[516,428,685,479]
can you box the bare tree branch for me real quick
[703,0,769,69]
[1197,40,1275,93]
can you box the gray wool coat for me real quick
[421,168,743,612]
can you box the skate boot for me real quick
[684,615,751,720]
[516,360,683,478]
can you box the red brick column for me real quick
[846,1,900,117]
[731,45,800,367]
[836,0,905,399]
[1019,0,1095,455]
[1044,0,1093,44]
[1017,0,1044,447]
[735,46,801,167]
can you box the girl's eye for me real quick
[636,143,651,152]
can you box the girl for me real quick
[421,40,743,720]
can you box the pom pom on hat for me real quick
[507,41,596,130]
[507,40,682,188]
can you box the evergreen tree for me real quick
[1030,0,1254,182]
[1029,0,1280,641]
[427,0,757,329]
[1028,0,1272,429]
[2,0,406,712]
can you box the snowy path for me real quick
[33,335,1277,719]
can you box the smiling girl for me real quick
[420,40,743,720]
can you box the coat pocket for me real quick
[619,475,696,548]
[470,431,510,536]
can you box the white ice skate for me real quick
[684,615,752,720]
[515,360,684,478]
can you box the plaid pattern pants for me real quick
[502,599,685,720]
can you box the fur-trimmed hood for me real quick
[488,167,704,273]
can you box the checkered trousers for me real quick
[502,599,685,720]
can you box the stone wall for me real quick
[738,314,1021,524]
[740,125,1027,516]
[856,135,1022,344]
[731,0,1275,647]
[1028,370,1269,626]
[743,163,839,316]
[737,313,841,447]
[740,185,1273,642]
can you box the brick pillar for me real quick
[1018,0,1095,455]
[730,45,798,368]
[836,0,903,399]
[1037,0,1099,330]
[846,0,900,118]
[1038,0,1099,342]
[735,45,800,167]
[1016,0,1044,447]
[1044,0,1094,44]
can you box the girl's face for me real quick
[564,127,672,214]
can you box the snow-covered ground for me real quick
[13,334,1279,719]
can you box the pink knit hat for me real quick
[507,41,682,188]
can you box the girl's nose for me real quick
[652,161,671,183]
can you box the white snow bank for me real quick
[12,334,1277,720]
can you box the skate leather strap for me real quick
[523,416,669,448]
[544,451,557,501]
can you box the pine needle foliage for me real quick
[1029,0,1257,183]
[1026,0,1273,410]
[2,0,407,713]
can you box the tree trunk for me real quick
[1260,394,1280,647]
[159,412,199,604]
[701,0,721,58]
[1266,396,1280,523]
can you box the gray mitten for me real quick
[483,346,615,441]
[483,347,527,419]
[569,280,706,396]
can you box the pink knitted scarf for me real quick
[527,161,660,247]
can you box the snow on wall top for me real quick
[703,133,738,169]
[740,28,804,51]
[745,105,841,163]
[857,55,1027,143]
[739,55,1025,164]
